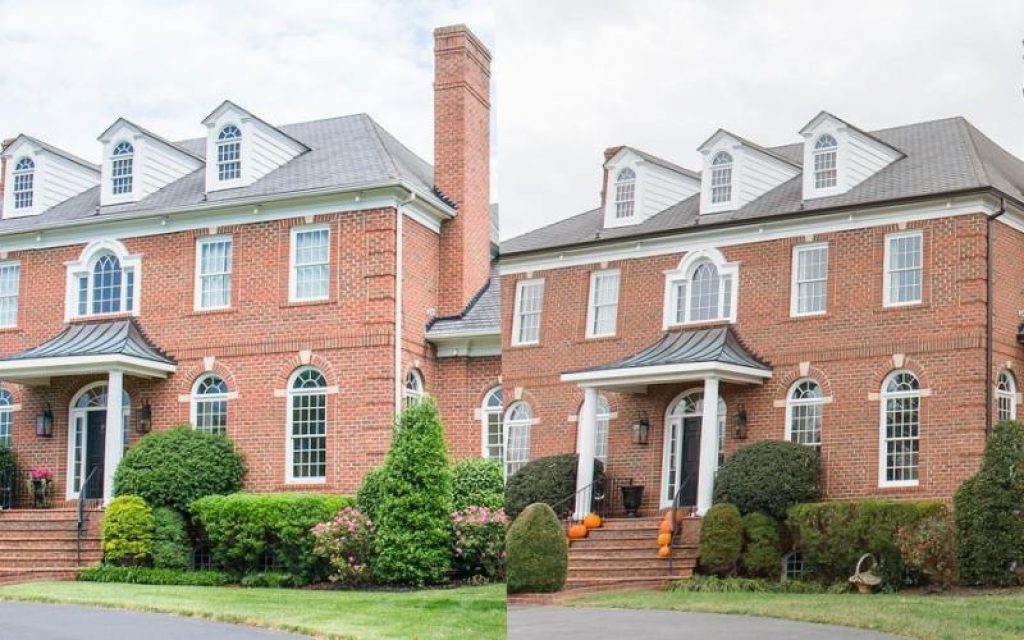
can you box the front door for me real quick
[680,417,701,507]
[83,410,106,500]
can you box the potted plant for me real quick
[27,466,53,508]
[620,479,644,518]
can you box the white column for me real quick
[696,376,720,515]
[573,386,599,520]
[103,369,125,503]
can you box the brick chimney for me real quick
[434,24,492,316]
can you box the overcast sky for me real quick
[496,0,1024,239]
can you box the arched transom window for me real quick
[192,374,228,435]
[666,250,738,326]
[503,401,533,478]
[614,168,636,219]
[880,371,920,486]
[997,370,1017,422]
[111,142,134,195]
[786,379,823,447]
[710,151,733,204]
[813,134,838,189]
[287,367,327,482]
[12,157,34,210]
[217,125,242,181]
[403,369,424,409]
[482,386,504,464]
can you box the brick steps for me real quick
[0,508,103,585]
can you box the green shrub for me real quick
[954,420,1024,586]
[356,466,386,523]
[506,503,567,594]
[699,503,743,576]
[452,458,505,510]
[372,398,454,586]
[312,506,376,585]
[0,446,16,509]
[713,441,820,519]
[102,495,155,566]
[787,499,948,588]
[504,454,604,519]
[896,512,958,589]
[77,565,228,586]
[740,512,781,578]
[191,492,352,584]
[240,571,300,588]
[452,506,509,581]
[151,507,191,570]
[668,575,826,593]
[114,426,245,513]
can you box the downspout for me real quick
[395,193,415,416]
[986,198,1006,436]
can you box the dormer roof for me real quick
[2,134,100,173]
[97,118,205,163]
[697,128,802,169]
[609,146,701,181]
[798,111,904,159]
[201,100,310,153]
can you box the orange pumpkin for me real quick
[657,532,672,547]
[568,523,589,540]
[659,519,673,534]
[583,513,602,529]
[658,545,672,558]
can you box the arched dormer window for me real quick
[813,134,838,189]
[217,125,242,182]
[614,168,636,219]
[710,152,733,204]
[66,240,141,320]
[664,249,739,326]
[111,142,134,195]
[12,157,34,210]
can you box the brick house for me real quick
[500,112,1024,520]
[0,23,499,509]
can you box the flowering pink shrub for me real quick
[30,467,53,482]
[452,505,509,581]
[311,507,375,585]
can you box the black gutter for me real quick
[986,197,1006,436]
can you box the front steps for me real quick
[0,507,103,585]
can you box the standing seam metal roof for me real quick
[0,319,174,365]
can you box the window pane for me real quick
[292,229,329,300]
[590,271,619,336]
[515,281,544,344]
[887,234,923,304]
[795,246,828,314]
[0,264,19,327]
[199,238,233,309]
[92,255,123,314]
[290,391,327,480]
[689,263,720,321]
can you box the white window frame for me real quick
[216,125,243,183]
[194,235,233,311]
[64,240,142,322]
[710,152,733,205]
[784,378,824,448]
[503,401,533,478]
[614,168,636,220]
[511,278,545,346]
[190,373,229,435]
[883,230,923,308]
[812,134,838,191]
[289,225,331,303]
[65,382,131,500]
[878,370,921,488]
[586,269,620,339]
[286,366,328,484]
[580,394,611,465]
[663,249,739,329]
[790,243,829,317]
[0,389,12,447]
[997,370,1017,422]
[0,261,20,329]
[12,157,34,211]
[403,368,424,409]
[481,386,504,462]
[110,141,134,197]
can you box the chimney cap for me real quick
[433,24,492,60]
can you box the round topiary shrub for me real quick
[114,426,245,513]
[102,495,155,566]
[151,507,191,570]
[506,502,568,594]
[504,454,604,519]
[713,441,820,519]
[452,458,505,510]
[356,466,386,523]
[699,503,743,577]
[740,512,781,578]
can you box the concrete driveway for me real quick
[509,606,907,639]
[0,601,308,640]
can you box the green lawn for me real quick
[0,581,506,640]
[567,588,1024,640]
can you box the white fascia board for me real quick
[560,361,772,387]
[427,332,500,358]
[0,354,177,381]
[500,193,1001,275]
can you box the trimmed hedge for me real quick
[740,512,782,579]
[114,426,245,513]
[191,492,352,584]
[699,503,743,576]
[77,565,228,586]
[102,495,154,566]
[506,503,567,594]
[713,441,820,519]
[452,458,505,510]
[152,507,191,570]
[504,454,604,519]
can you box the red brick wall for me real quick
[434,355,501,460]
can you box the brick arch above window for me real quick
[868,355,931,394]
[772,364,835,400]
[271,352,339,395]
[176,359,240,398]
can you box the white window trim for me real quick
[480,386,503,460]
[997,370,1017,422]
[285,366,328,485]
[0,260,21,329]
[193,235,233,311]
[288,224,331,303]
[64,239,142,322]
[503,401,533,478]
[403,368,425,408]
[811,135,840,194]
[109,140,136,201]
[64,381,131,501]
[190,373,229,434]
[878,370,922,488]
[511,278,545,346]
[215,124,244,184]
[883,230,923,308]
[790,242,829,317]
[585,269,620,339]
[662,248,739,329]
[783,378,825,446]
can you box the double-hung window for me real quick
[586,269,620,338]
[710,152,733,204]
[884,231,923,306]
[512,279,544,346]
[812,135,838,189]
[195,236,233,310]
[287,367,328,483]
[880,371,920,486]
[614,168,636,219]
[290,226,330,302]
[0,262,20,328]
[191,374,228,435]
[216,125,242,182]
[12,158,34,210]
[111,142,134,196]
[482,386,504,463]
[791,243,828,316]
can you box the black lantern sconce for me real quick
[733,404,749,439]
[35,405,53,438]
[632,411,651,446]
[136,401,153,433]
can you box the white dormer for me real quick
[201,101,308,192]
[1,135,99,218]
[798,111,903,200]
[97,119,205,206]
[602,147,700,229]
[697,130,801,215]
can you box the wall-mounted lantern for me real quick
[632,411,650,446]
[733,404,749,439]
[36,405,54,438]
[136,401,153,433]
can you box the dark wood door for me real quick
[680,417,701,507]
[84,411,106,500]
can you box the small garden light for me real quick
[137,400,153,433]
[632,411,650,446]
[35,405,53,437]
[733,404,749,439]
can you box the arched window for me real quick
[786,379,823,447]
[614,168,636,219]
[503,401,533,477]
[111,142,134,195]
[92,254,124,314]
[813,134,838,189]
[287,367,327,482]
[482,386,503,463]
[689,262,721,322]
[217,125,242,181]
[710,151,733,204]
[12,157,34,210]
[663,390,727,505]
[880,371,920,486]
[69,241,139,319]
[667,250,737,326]
[580,395,611,464]
[192,374,228,435]
[997,370,1017,422]
[0,389,11,447]
[403,369,424,409]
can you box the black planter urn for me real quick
[31,479,47,509]
[620,484,644,517]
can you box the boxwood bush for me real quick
[713,441,820,519]
[191,492,351,584]
[355,465,386,523]
[452,458,505,510]
[506,502,567,594]
[0,446,16,509]
[77,565,228,586]
[504,454,604,519]
[101,495,155,566]
[740,512,782,578]
[699,503,743,576]
[114,426,245,513]
[151,507,191,570]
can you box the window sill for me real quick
[584,333,618,342]
[189,307,236,317]
[786,311,831,323]
[877,301,927,314]
[68,312,135,323]
[281,298,335,309]
[664,319,734,331]
[283,479,327,488]
[508,341,542,349]
[877,481,921,491]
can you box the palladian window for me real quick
[666,251,738,326]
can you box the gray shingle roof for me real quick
[425,268,500,337]
[503,117,1024,255]
[3,134,101,172]
[0,113,444,234]
[0,319,174,365]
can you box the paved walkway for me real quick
[0,601,308,640]
[508,606,907,639]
